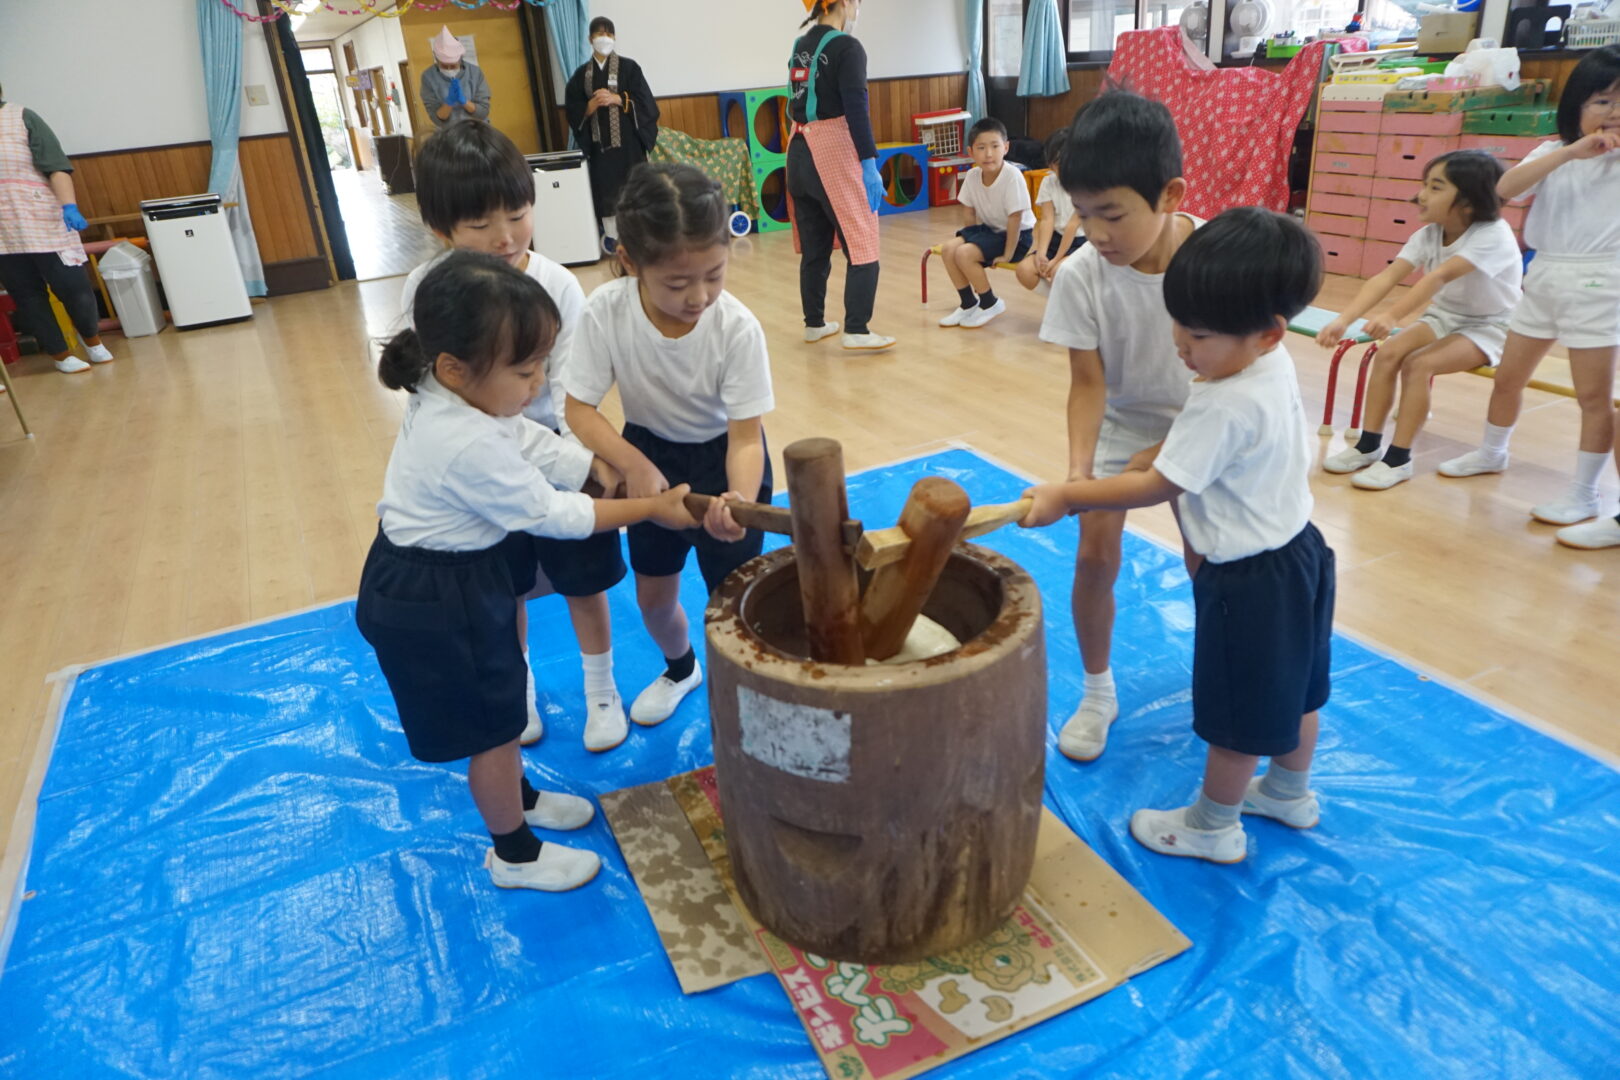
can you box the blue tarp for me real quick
[2,448,1617,1078]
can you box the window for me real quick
[1066,0,1138,62]
[300,47,336,74]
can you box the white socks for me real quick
[582,649,615,700]
[1082,668,1116,709]
[1573,450,1610,499]
[1481,421,1514,457]
[1259,762,1311,801]
[1185,789,1242,831]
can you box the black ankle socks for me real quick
[957,286,976,309]
[1354,430,1383,455]
[492,823,541,864]
[665,647,696,683]
[521,775,539,812]
[978,289,998,308]
[1383,445,1412,469]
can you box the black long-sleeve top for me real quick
[788,25,878,161]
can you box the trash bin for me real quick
[96,241,165,337]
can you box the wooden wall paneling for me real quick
[1026,68,1106,141]
[1521,56,1581,104]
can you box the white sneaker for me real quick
[521,666,544,746]
[959,299,1007,328]
[86,343,114,364]
[938,306,974,327]
[1241,777,1320,829]
[1531,494,1599,526]
[1557,516,1620,550]
[804,321,841,344]
[1129,806,1247,864]
[485,844,601,892]
[1438,449,1507,478]
[1323,446,1380,474]
[583,691,628,752]
[842,332,895,352]
[1058,696,1119,762]
[524,790,596,830]
[1351,460,1413,490]
[630,663,703,726]
[54,356,90,374]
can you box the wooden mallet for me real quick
[783,438,866,665]
[681,492,862,548]
[859,477,971,662]
[856,496,1034,571]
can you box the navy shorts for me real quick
[355,527,533,763]
[531,528,626,597]
[1191,523,1335,757]
[1045,232,1084,260]
[956,225,1034,266]
[622,422,773,594]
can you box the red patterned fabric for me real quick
[789,116,880,266]
[1107,28,1367,219]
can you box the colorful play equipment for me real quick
[875,142,929,216]
[745,87,791,160]
[752,160,792,234]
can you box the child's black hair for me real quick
[1163,207,1321,336]
[969,117,1009,145]
[1058,90,1183,209]
[615,162,728,269]
[1043,127,1069,168]
[378,251,559,393]
[1557,44,1620,145]
[1425,150,1503,223]
[589,16,616,37]
[413,121,533,238]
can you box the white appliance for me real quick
[527,151,601,266]
[1225,0,1274,56]
[140,195,252,329]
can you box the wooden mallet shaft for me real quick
[856,497,1034,570]
[783,438,866,665]
[860,477,971,662]
[681,492,862,548]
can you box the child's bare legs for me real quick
[1441,331,1555,477]
[940,236,971,291]
[1535,345,1620,523]
[471,736,600,888]
[1060,509,1126,761]
[1015,254,1045,292]
[567,592,612,654]
[1390,338,1489,449]
[629,571,701,726]
[1357,326,1433,440]
[952,242,992,295]
[468,738,525,836]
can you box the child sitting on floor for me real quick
[1015,128,1086,295]
[1021,207,1336,865]
[937,117,1034,329]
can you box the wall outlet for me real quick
[244,84,270,107]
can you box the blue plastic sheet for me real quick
[2,448,1618,1079]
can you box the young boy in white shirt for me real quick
[937,117,1034,329]
[1020,207,1337,865]
[1015,128,1086,295]
[1037,91,1200,763]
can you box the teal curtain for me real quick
[964,0,987,124]
[1018,0,1071,97]
[196,0,266,296]
[546,0,590,147]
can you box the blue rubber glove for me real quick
[445,77,465,107]
[62,203,87,231]
[861,158,883,215]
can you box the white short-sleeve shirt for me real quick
[399,249,587,432]
[1035,172,1075,233]
[564,276,774,444]
[1517,140,1620,257]
[1154,346,1315,564]
[960,164,1035,233]
[1039,216,1202,436]
[378,371,596,550]
[1395,219,1523,319]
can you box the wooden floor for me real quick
[1,206,1616,873]
[330,166,443,282]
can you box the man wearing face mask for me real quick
[787,0,893,352]
[419,27,491,130]
[564,17,660,244]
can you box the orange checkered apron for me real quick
[789,116,880,267]
[0,103,86,264]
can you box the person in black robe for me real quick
[564,17,660,242]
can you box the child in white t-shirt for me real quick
[404,120,631,753]
[1316,150,1523,491]
[565,163,774,731]
[1439,45,1620,540]
[1021,207,1336,866]
[1016,128,1085,294]
[936,116,1035,329]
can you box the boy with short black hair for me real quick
[1037,91,1199,763]
[937,116,1034,329]
[1021,207,1337,865]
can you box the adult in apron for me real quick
[0,87,111,378]
[787,0,893,352]
[565,16,661,245]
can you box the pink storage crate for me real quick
[1312,192,1371,217]
[1308,210,1369,238]
[1312,171,1374,197]
[1379,111,1464,136]
[1320,97,1384,112]
[1368,198,1421,243]
[1376,134,1460,180]
[1371,176,1414,200]
[1318,152,1376,176]
[1361,240,1422,285]
[1317,234,1366,276]
[1319,111,1384,134]
[1458,134,1546,162]
[1318,131,1380,155]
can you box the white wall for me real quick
[334,13,414,134]
[0,0,287,154]
[587,0,967,97]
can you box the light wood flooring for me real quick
[2,206,1616,876]
[330,166,443,282]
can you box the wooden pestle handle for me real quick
[860,477,971,662]
[682,492,863,547]
[783,438,866,666]
[856,496,1035,570]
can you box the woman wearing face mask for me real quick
[787,0,892,352]
[565,17,661,244]
[419,27,491,131]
